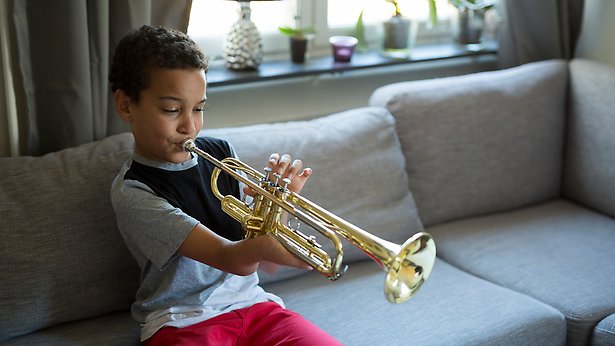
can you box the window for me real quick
[188,0,456,62]
[188,0,299,59]
[325,0,456,47]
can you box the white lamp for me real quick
[223,0,278,70]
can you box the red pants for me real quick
[143,302,343,346]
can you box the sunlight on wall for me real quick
[328,0,454,28]
[188,0,297,38]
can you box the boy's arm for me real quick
[180,152,313,276]
[178,223,311,276]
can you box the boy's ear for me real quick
[114,90,133,123]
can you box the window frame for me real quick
[188,0,456,63]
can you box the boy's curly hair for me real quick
[109,25,208,102]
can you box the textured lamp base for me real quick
[223,2,263,70]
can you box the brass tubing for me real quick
[183,139,435,303]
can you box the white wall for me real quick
[204,56,498,129]
[575,0,615,66]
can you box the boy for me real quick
[109,25,342,345]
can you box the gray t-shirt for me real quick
[110,138,282,341]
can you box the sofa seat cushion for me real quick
[263,258,566,345]
[0,133,140,341]
[593,313,615,346]
[369,60,568,227]
[0,312,139,346]
[203,107,424,284]
[564,59,615,218]
[428,199,615,346]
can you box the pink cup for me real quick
[329,36,358,62]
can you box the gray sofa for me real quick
[1,58,613,346]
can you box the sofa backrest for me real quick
[204,107,424,284]
[563,59,615,218]
[369,60,568,226]
[0,106,423,341]
[0,133,139,342]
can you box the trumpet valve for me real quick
[295,230,320,248]
[273,173,282,186]
[262,167,273,182]
[281,178,291,191]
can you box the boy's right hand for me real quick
[258,234,313,273]
[179,223,312,277]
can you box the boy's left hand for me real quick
[243,153,312,196]
[241,154,315,273]
[268,153,312,194]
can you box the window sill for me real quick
[206,41,498,87]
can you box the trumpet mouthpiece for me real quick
[182,139,196,152]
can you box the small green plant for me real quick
[353,10,368,51]
[279,16,315,40]
[385,0,403,16]
[278,26,316,39]
[385,0,439,27]
[427,0,438,27]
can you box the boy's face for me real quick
[116,68,207,163]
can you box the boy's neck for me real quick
[133,152,198,171]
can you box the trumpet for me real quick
[183,139,435,304]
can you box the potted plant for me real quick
[382,0,437,57]
[449,0,495,48]
[382,0,412,55]
[278,19,315,64]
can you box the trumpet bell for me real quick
[384,232,436,304]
